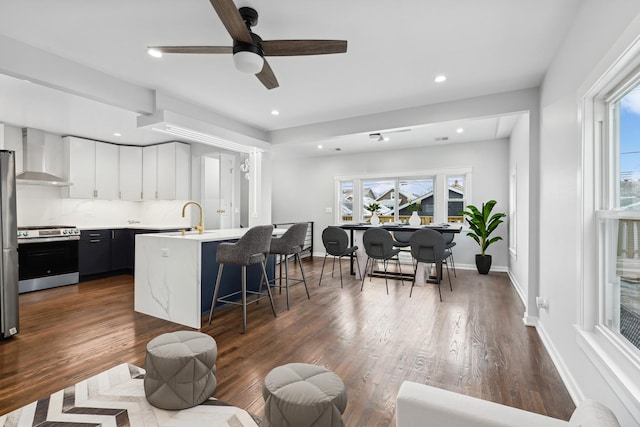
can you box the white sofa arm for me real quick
[396,381,568,427]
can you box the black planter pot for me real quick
[475,254,492,275]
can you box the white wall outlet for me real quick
[536,296,549,310]
[325,207,333,213]
[160,248,169,257]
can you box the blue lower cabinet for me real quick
[200,240,275,315]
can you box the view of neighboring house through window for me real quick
[340,181,353,222]
[336,169,470,225]
[602,81,640,352]
[447,175,465,223]
[362,179,396,221]
[397,178,434,224]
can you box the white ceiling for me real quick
[0,0,581,153]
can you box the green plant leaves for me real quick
[459,199,506,256]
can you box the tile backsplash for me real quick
[16,184,192,227]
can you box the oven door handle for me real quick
[18,236,80,244]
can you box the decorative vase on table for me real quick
[409,211,421,227]
[370,212,380,226]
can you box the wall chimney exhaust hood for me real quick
[16,128,71,186]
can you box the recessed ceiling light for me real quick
[317,144,323,149]
[456,128,464,133]
[147,48,163,58]
[271,109,280,116]
[113,132,122,137]
[434,74,447,83]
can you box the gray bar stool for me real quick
[208,224,277,333]
[268,222,310,310]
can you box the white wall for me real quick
[508,114,530,305]
[538,1,640,425]
[271,138,510,270]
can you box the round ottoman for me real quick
[144,331,217,410]
[262,363,347,427]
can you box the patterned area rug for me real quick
[0,363,261,426]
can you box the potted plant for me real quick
[407,202,422,226]
[460,200,506,274]
[365,202,381,225]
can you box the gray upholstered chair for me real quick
[319,226,361,288]
[392,230,413,249]
[409,229,452,301]
[443,232,457,276]
[208,224,277,333]
[362,228,404,294]
[268,223,310,310]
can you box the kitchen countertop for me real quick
[138,227,285,242]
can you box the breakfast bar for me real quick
[134,228,284,329]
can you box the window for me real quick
[446,175,465,223]
[339,181,353,222]
[600,82,640,353]
[336,169,471,225]
[362,179,396,222]
[581,30,640,420]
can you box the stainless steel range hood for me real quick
[16,128,70,186]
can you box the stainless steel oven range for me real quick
[18,225,80,293]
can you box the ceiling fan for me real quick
[147,0,348,90]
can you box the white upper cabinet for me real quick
[64,138,189,201]
[142,145,158,200]
[144,142,190,200]
[119,146,142,201]
[63,136,118,199]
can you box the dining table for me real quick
[338,223,463,281]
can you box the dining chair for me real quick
[362,228,404,294]
[409,229,453,301]
[443,232,457,276]
[319,226,361,288]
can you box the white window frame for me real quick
[445,174,467,223]
[335,168,472,225]
[580,36,640,422]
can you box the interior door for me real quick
[202,156,221,230]
[218,154,234,229]
[202,155,234,230]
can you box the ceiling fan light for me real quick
[233,51,264,74]
[147,48,163,58]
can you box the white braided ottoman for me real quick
[262,363,347,427]
[144,331,218,410]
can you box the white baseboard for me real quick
[507,270,526,306]
[534,321,583,405]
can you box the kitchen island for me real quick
[134,228,284,329]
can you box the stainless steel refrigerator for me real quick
[0,150,18,338]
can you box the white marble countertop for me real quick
[138,227,285,242]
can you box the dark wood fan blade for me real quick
[256,59,279,90]
[209,0,252,44]
[148,46,233,54]
[262,40,347,56]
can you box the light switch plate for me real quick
[325,207,333,213]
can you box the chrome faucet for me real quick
[182,201,204,234]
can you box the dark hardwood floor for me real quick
[0,258,575,425]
